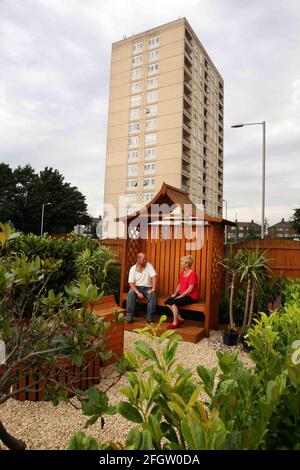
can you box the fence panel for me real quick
[232,238,300,278]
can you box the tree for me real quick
[0,163,16,223]
[246,224,260,240]
[0,163,91,234]
[291,207,300,235]
[219,250,243,330]
[238,249,272,334]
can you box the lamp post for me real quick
[231,121,266,239]
[223,198,228,244]
[41,203,51,236]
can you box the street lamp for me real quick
[223,198,228,244]
[41,203,51,236]
[231,121,266,239]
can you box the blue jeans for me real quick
[126,287,157,322]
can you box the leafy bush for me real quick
[248,287,300,449]
[75,247,120,298]
[0,253,109,394]
[282,278,300,305]
[3,233,120,297]
[70,283,300,450]
[219,275,285,325]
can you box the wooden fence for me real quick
[100,238,124,262]
[232,238,300,278]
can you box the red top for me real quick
[179,271,199,300]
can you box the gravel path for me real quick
[0,331,253,450]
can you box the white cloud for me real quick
[0,0,299,223]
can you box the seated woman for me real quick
[164,255,199,329]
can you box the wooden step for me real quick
[124,315,206,344]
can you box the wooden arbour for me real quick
[117,183,235,336]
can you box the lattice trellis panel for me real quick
[210,227,225,296]
[127,225,142,272]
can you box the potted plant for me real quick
[238,249,272,343]
[222,324,239,346]
[220,250,243,346]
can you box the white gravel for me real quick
[0,331,253,450]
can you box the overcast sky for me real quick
[0,0,299,225]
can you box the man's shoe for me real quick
[147,318,153,324]
[127,318,134,324]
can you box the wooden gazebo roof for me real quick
[117,183,236,226]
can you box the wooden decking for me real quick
[92,295,206,344]
[124,314,206,344]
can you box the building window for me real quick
[128,136,139,147]
[127,164,138,176]
[146,91,158,103]
[132,42,143,54]
[143,192,155,204]
[148,50,159,62]
[128,150,139,161]
[147,77,158,89]
[145,133,156,146]
[129,108,140,121]
[147,63,159,75]
[144,163,155,174]
[126,207,136,215]
[131,68,142,80]
[148,36,160,49]
[128,122,140,133]
[143,177,155,189]
[145,119,157,131]
[125,194,137,204]
[131,82,141,94]
[127,179,138,190]
[132,55,142,67]
[130,95,141,107]
[145,104,157,116]
[144,147,156,160]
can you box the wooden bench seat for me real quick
[121,292,206,314]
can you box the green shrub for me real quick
[282,278,300,305]
[248,290,300,449]
[0,252,109,405]
[4,233,120,297]
[70,282,300,450]
[75,247,120,298]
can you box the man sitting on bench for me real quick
[126,252,157,324]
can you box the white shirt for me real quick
[128,262,157,287]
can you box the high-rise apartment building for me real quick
[104,18,224,217]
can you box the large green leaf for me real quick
[181,416,205,449]
[133,340,157,361]
[117,402,143,423]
